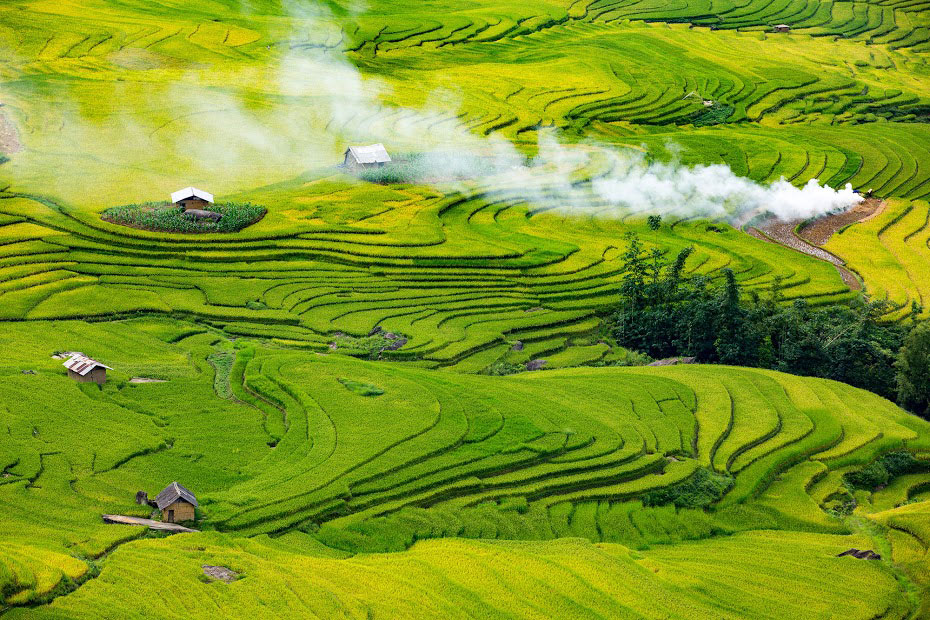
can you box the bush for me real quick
[844,451,928,490]
[642,467,733,508]
[338,378,384,396]
[102,201,266,233]
[844,461,889,490]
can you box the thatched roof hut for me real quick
[155,481,198,523]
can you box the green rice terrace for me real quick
[1,0,930,617]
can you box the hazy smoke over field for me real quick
[586,150,863,220]
[1,0,863,220]
[255,2,862,222]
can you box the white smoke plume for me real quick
[0,0,864,222]
[587,150,862,221]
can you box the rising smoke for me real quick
[1,0,864,221]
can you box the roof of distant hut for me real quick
[155,481,198,509]
[775,24,790,28]
[63,353,111,376]
[345,143,391,164]
[171,187,214,204]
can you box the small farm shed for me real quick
[63,354,111,385]
[171,187,215,211]
[344,144,391,169]
[155,481,198,523]
[773,24,790,32]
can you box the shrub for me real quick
[338,378,384,396]
[844,451,928,490]
[642,467,733,508]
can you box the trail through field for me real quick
[799,199,885,245]
[749,211,871,291]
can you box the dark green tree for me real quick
[897,322,930,418]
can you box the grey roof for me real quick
[155,481,198,509]
[171,187,214,204]
[63,354,111,376]
[345,144,391,164]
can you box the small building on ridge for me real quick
[171,187,215,211]
[155,481,198,523]
[63,354,111,385]
[344,144,391,169]
[773,24,791,32]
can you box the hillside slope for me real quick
[1,319,928,615]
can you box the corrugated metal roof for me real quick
[155,481,198,509]
[63,354,111,376]
[345,144,391,164]
[171,187,215,204]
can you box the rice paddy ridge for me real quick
[825,199,930,318]
[2,1,930,615]
[2,319,929,612]
[0,166,858,368]
[9,532,913,619]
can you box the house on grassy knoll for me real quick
[155,481,197,523]
[344,144,391,169]
[773,24,790,32]
[171,187,214,211]
[63,354,110,385]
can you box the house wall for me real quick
[178,198,209,211]
[162,501,195,523]
[68,367,106,385]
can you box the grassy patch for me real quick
[337,378,385,396]
[102,202,266,233]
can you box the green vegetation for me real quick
[609,234,914,404]
[338,377,384,396]
[102,202,266,233]
[1,0,930,616]
[0,320,928,616]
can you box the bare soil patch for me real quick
[798,198,884,245]
[749,218,862,291]
[202,565,239,583]
[0,106,23,155]
[129,377,168,384]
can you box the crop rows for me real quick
[2,320,927,609]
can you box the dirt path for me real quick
[798,198,884,245]
[102,514,197,532]
[748,217,862,291]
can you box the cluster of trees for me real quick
[609,232,930,417]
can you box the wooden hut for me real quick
[773,24,791,32]
[154,481,198,523]
[343,144,391,169]
[63,354,111,385]
[171,187,215,211]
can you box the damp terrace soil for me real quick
[748,219,862,291]
[798,198,884,245]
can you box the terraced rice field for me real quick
[0,319,928,615]
[2,0,930,616]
